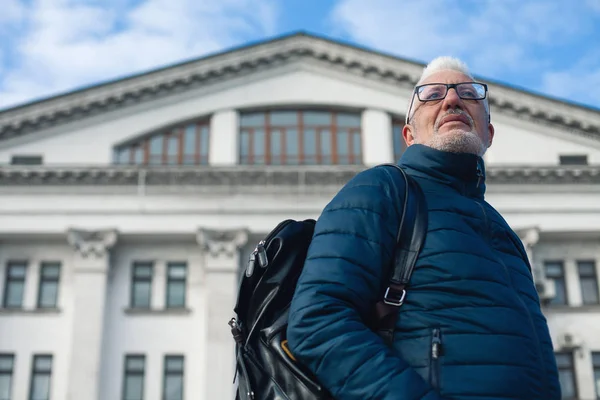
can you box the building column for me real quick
[66,228,118,400]
[197,228,249,400]
[209,109,239,165]
[361,109,393,166]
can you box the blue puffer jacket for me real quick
[287,144,561,400]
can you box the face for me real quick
[402,70,495,156]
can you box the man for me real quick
[286,57,561,399]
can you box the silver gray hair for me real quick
[405,56,489,123]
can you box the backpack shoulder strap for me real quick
[375,164,428,346]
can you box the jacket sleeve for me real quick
[287,167,442,400]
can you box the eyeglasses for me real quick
[405,82,488,123]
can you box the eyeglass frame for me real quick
[405,82,489,124]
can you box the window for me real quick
[392,118,407,161]
[0,354,14,400]
[555,352,577,399]
[10,155,43,165]
[544,261,567,305]
[578,261,599,305]
[37,263,61,309]
[560,154,588,165]
[239,110,362,165]
[28,355,52,400]
[163,356,184,400]
[3,262,27,308]
[593,352,600,400]
[122,355,145,400]
[130,263,153,308]
[166,263,187,308]
[114,120,209,165]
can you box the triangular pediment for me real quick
[0,31,599,146]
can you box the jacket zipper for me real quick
[430,328,442,389]
[474,199,549,397]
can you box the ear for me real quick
[402,124,416,146]
[487,122,495,147]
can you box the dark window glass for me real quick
[37,263,61,309]
[560,155,588,165]
[239,110,362,165]
[131,263,153,308]
[555,352,577,399]
[29,355,52,400]
[163,356,184,400]
[166,133,179,165]
[545,261,567,305]
[10,155,43,165]
[286,129,299,164]
[166,263,187,308]
[149,135,163,165]
[578,261,599,305]
[0,354,14,400]
[253,129,265,165]
[270,111,297,126]
[123,355,145,400]
[3,262,27,308]
[592,352,600,399]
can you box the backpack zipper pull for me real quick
[256,240,268,268]
[245,252,256,277]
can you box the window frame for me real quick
[592,352,600,400]
[37,262,61,309]
[544,260,568,306]
[114,119,210,166]
[122,354,146,400]
[166,262,187,309]
[577,260,599,305]
[0,354,15,400]
[239,109,363,165]
[555,351,578,400]
[3,261,28,309]
[162,355,184,400]
[130,262,154,309]
[28,354,52,400]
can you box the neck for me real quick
[399,144,486,198]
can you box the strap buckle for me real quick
[383,287,406,306]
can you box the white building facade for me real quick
[0,33,600,400]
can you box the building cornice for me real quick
[0,164,599,187]
[0,33,598,143]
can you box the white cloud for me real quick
[0,0,25,25]
[542,50,600,106]
[0,0,279,110]
[586,0,600,12]
[329,0,599,97]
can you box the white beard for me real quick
[416,129,488,157]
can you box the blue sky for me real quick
[0,0,599,111]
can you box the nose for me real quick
[442,87,463,112]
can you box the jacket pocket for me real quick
[429,328,443,390]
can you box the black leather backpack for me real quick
[229,164,428,400]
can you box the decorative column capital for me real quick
[67,228,118,259]
[196,228,249,258]
[519,226,540,247]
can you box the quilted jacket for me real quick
[287,144,561,400]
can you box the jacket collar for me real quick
[398,144,486,199]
